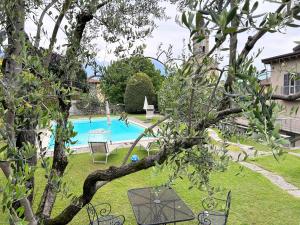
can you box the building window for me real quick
[283,73,300,95]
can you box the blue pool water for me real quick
[48,118,145,148]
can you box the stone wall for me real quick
[69,100,103,116]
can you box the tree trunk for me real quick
[219,0,239,110]
[2,0,25,149]
[1,1,39,224]
[37,96,70,219]
[44,146,171,225]
[16,123,38,204]
[37,6,96,220]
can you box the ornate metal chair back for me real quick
[86,203,99,224]
[224,191,231,222]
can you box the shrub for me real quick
[158,73,181,113]
[124,72,155,113]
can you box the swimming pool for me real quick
[48,117,145,149]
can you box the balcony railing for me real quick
[281,85,300,95]
[276,117,300,134]
[234,116,300,136]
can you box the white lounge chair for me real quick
[88,141,112,164]
[140,141,160,156]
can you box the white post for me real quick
[106,101,111,125]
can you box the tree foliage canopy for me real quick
[158,72,182,113]
[101,56,163,104]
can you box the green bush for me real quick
[158,73,181,113]
[124,72,155,113]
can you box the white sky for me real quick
[143,2,300,70]
[25,1,300,70]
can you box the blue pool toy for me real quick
[131,154,139,162]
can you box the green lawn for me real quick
[230,135,274,152]
[1,148,300,224]
[212,128,288,152]
[249,154,300,189]
[128,114,161,125]
[289,149,300,153]
[226,144,243,152]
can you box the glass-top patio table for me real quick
[127,186,195,225]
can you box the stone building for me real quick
[262,45,300,145]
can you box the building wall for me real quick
[193,35,209,57]
[270,58,300,118]
[89,83,105,102]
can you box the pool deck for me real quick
[39,116,158,157]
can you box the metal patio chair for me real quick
[198,191,231,225]
[88,141,112,164]
[86,203,125,225]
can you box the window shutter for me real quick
[284,73,289,95]
[296,73,300,93]
[284,73,289,86]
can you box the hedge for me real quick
[124,72,155,113]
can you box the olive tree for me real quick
[0,0,299,224]
[0,0,172,224]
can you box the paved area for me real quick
[208,128,300,198]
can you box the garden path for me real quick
[288,152,300,158]
[207,129,272,160]
[207,128,300,198]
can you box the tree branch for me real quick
[44,104,243,225]
[38,0,113,220]
[271,92,300,101]
[0,162,38,225]
[96,0,112,10]
[44,146,171,225]
[237,3,287,65]
[93,115,170,191]
[34,0,58,48]
[44,0,72,67]
[0,161,11,178]
[219,2,289,111]
[224,0,239,94]
[121,115,170,166]
[197,107,243,130]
